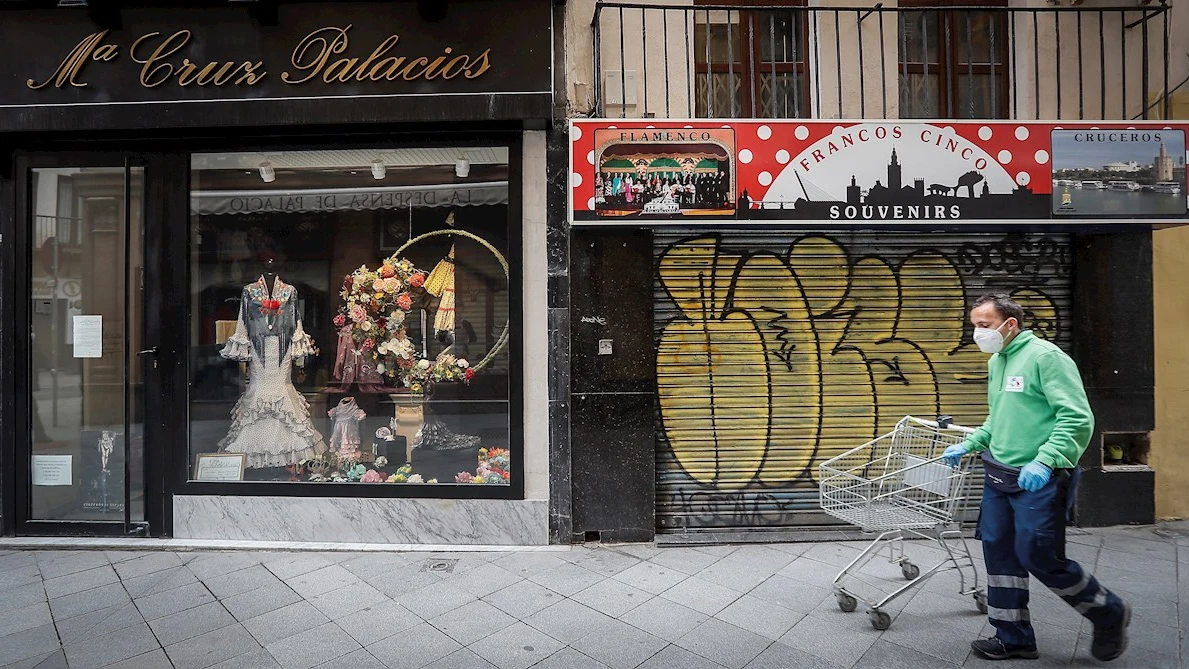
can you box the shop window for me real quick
[188,148,513,488]
[693,1,810,119]
[898,2,1009,119]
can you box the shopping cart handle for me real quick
[937,415,953,428]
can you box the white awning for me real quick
[191,181,508,215]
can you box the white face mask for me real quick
[973,320,1012,354]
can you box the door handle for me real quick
[137,347,158,356]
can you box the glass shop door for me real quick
[12,154,156,536]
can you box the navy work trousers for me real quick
[979,471,1125,647]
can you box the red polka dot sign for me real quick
[570,120,1189,224]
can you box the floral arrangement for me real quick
[404,354,475,394]
[333,254,471,395]
[334,259,423,382]
[455,447,511,485]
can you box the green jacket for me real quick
[960,330,1094,469]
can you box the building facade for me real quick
[0,0,568,544]
[557,0,1189,543]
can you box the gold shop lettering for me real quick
[27,25,493,91]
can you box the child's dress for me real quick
[328,397,367,458]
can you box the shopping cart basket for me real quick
[818,415,986,630]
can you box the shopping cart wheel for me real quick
[974,591,988,614]
[836,592,858,613]
[900,561,920,580]
[869,609,892,631]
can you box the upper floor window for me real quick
[898,1,1009,119]
[694,2,810,118]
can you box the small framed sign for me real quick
[194,453,247,481]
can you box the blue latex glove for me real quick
[942,444,968,467]
[1018,461,1052,492]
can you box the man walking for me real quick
[943,293,1130,662]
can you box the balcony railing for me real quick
[589,1,1174,120]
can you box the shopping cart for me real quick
[818,415,986,630]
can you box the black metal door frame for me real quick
[1,151,170,537]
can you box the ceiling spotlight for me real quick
[371,160,386,180]
[258,162,275,183]
[455,159,470,178]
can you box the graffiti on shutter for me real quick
[654,231,1072,531]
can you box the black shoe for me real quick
[1091,601,1131,661]
[971,637,1040,660]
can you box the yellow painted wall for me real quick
[1152,224,1189,519]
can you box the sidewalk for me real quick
[0,523,1184,669]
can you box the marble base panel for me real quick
[173,495,550,546]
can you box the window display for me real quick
[189,147,513,487]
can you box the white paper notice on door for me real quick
[32,455,73,486]
[72,315,103,358]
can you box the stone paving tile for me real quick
[618,596,709,643]
[54,602,145,645]
[747,573,834,615]
[878,612,978,665]
[660,575,744,615]
[482,579,563,619]
[639,644,726,669]
[1,583,47,610]
[394,581,478,620]
[266,621,363,669]
[571,548,642,577]
[444,562,523,599]
[205,564,284,599]
[62,621,162,669]
[334,599,422,647]
[674,618,773,669]
[287,565,361,600]
[308,582,389,620]
[260,554,334,581]
[744,642,846,669]
[337,554,410,582]
[609,561,688,595]
[898,589,988,634]
[694,559,772,594]
[221,580,303,622]
[493,552,567,579]
[42,564,118,599]
[777,556,846,587]
[647,548,723,575]
[366,621,462,669]
[777,612,880,667]
[569,577,652,618]
[311,648,386,669]
[0,623,61,667]
[522,599,617,645]
[530,647,611,669]
[524,561,606,597]
[37,552,110,580]
[429,599,517,646]
[112,552,184,581]
[11,650,69,669]
[147,601,236,646]
[133,581,216,621]
[164,623,261,669]
[800,542,865,568]
[243,600,331,647]
[122,565,200,598]
[0,602,53,639]
[49,581,131,620]
[185,553,263,581]
[570,618,668,669]
[0,563,42,595]
[714,594,804,641]
[207,647,283,669]
[854,639,958,669]
[466,621,564,669]
[102,648,176,669]
[420,648,499,669]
